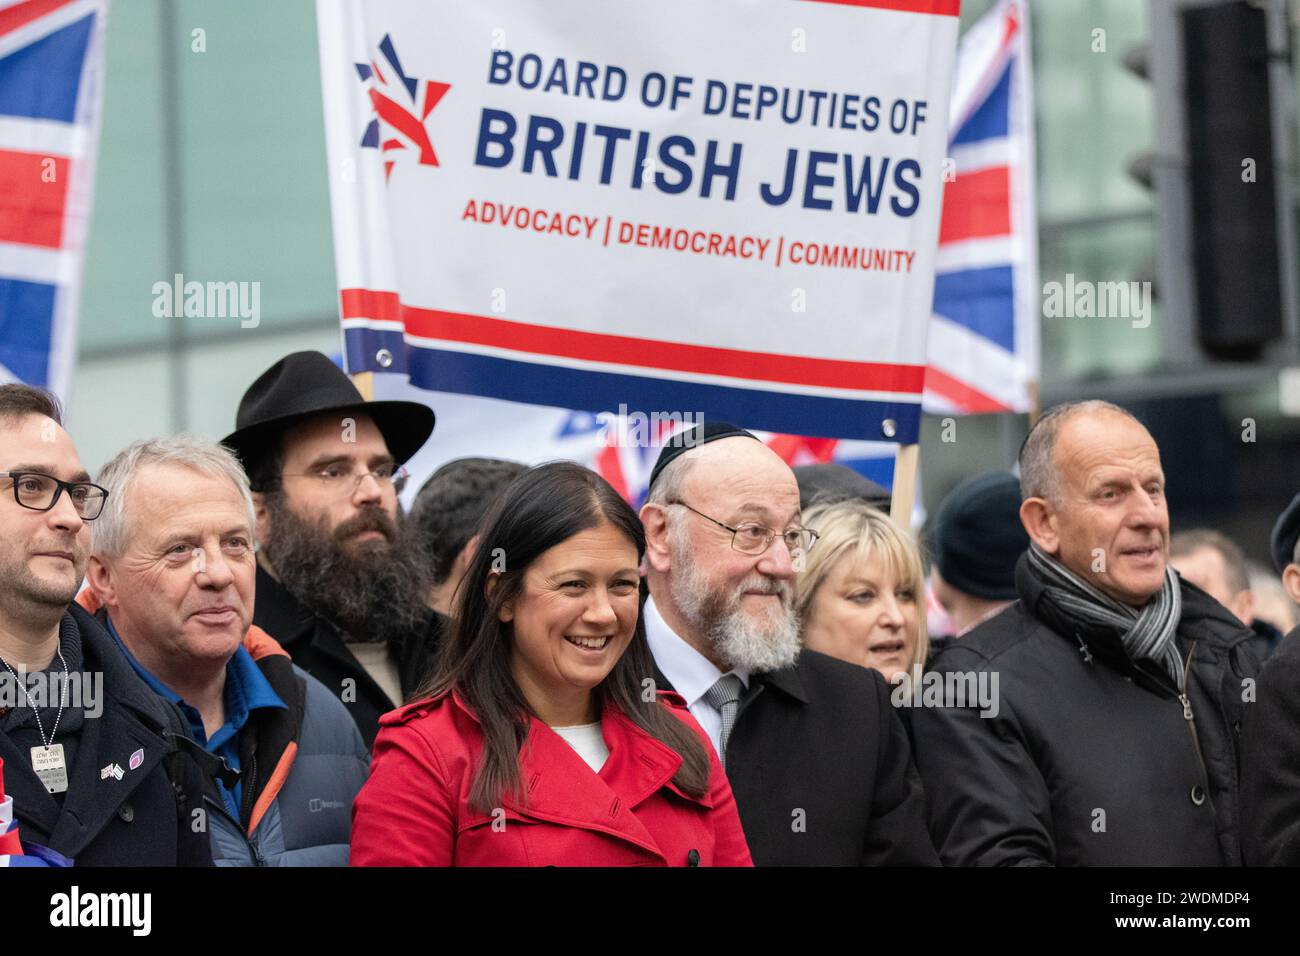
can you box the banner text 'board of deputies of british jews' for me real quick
[318,0,960,443]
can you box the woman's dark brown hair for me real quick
[416,460,711,815]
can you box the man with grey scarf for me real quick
[911,400,1258,866]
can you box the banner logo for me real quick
[355,34,451,181]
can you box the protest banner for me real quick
[319,0,960,518]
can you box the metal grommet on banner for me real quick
[881,419,897,439]
[375,348,393,368]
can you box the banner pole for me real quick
[890,442,920,528]
[352,371,375,401]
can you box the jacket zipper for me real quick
[1176,642,1213,810]
[205,792,266,866]
[1074,633,1093,663]
[240,752,259,830]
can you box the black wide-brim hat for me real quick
[222,351,435,470]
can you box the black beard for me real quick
[262,492,430,646]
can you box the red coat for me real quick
[350,691,753,866]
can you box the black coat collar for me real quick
[252,561,447,701]
[252,562,316,649]
[754,661,809,704]
[1013,552,1252,695]
[251,562,377,688]
[1014,552,1178,692]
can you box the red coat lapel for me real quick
[451,693,705,861]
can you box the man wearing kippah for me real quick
[1239,492,1300,864]
[639,422,936,865]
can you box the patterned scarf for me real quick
[1025,543,1184,688]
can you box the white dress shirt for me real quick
[643,596,749,757]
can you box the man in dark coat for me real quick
[4,605,214,866]
[1239,491,1300,865]
[223,352,448,747]
[639,422,937,866]
[911,400,1257,866]
[1240,629,1300,865]
[0,384,210,866]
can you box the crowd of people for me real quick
[1,349,1298,866]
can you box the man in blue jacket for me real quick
[84,434,368,865]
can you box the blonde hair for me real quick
[796,498,929,674]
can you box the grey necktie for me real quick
[702,673,745,769]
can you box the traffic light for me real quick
[1125,0,1295,362]
[1182,1,1283,359]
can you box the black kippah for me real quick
[647,421,759,491]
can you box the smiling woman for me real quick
[350,461,753,867]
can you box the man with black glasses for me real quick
[223,352,447,747]
[0,383,210,865]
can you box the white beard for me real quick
[668,527,801,673]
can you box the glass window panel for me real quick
[79,1,169,351]
[1039,217,1160,380]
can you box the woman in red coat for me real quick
[350,462,752,866]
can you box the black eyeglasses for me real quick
[666,499,819,556]
[1,471,109,520]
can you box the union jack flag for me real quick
[0,0,107,398]
[924,0,1038,415]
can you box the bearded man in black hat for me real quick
[223,351,446,747]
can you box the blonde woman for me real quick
[795,498,928,683]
